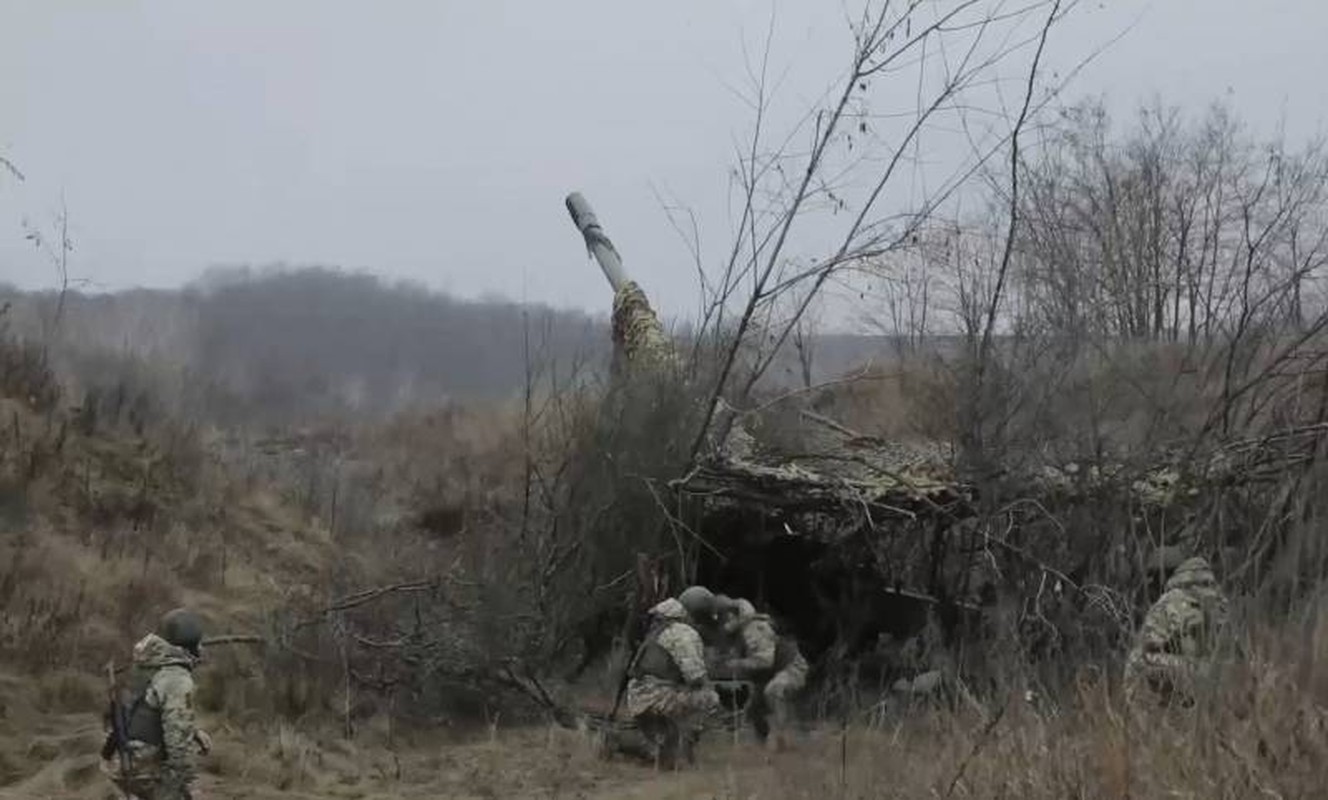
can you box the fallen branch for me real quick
[202,634,266,647]
[943,695,1010,798]
[294,580,439,629]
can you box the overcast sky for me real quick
[2,1,1325,321]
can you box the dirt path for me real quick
[0,712,801,800]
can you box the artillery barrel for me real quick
[565,192,628,293]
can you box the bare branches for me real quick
[294,579,440,629]
[0,155,23,183]
[201,634,266,647]
[684,1,1080,466]
[979,0,1061,367]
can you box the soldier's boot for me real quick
[747,692,770,745]
[602,727,655,763]
[631,714,666,768]
[680,727,700,765]
[656,723,683,770]
[752,714,770,745]
[767,697,793,752]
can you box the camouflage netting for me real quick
[666,403,1328,687]
[611,281,675,372]
[564,199,1328,709]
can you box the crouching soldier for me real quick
[623,589,720,768]
[102,608,212,799]
[714,597,807,750]
[1123,556,1230,707]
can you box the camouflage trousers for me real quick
[749,654,808,747]
[622,677,720,767]
[1122,650,1207,707]
[100,741,169,800]
[626,676,721,724]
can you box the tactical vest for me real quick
[774,634,802,671]
[121,669,165,746]
[628,621,684,683]
[742,617,803,681]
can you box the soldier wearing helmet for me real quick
[713,596,807,750]
[102,608,212,799]
[621,586,720,768]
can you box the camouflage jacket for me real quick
[632,598,708,686]
[129,633,200,798]
[722,599,799,679]
[1127,557,1229,685]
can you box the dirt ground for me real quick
[6,667,1328,800]
[0,708,834,800]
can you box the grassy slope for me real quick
[0,392,343,796]
[3,340,1328,797]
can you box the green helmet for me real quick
[677,585,716,619]
[158,608,204,655]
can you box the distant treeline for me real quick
[1,266,913,429]
[1,266,611,427]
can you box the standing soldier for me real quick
[102,608,212,799]
[1123,556,1230,706]
[623,587,721,768]
[714,597,808,750]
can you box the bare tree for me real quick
[684,0,1084,462]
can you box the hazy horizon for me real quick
[3,1,1326,321]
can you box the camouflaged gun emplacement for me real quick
[565,192,675,373]
[563,192,984,651]
[560,191,1313,702]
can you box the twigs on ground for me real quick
[942,695,1010,798]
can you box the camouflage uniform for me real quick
[102,633,205,799]
[1123,556,1230,706]
[718,598,807,748]
[625,598,719,766]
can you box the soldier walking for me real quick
[101,608,212,799]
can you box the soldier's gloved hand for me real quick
[194,729,212,754]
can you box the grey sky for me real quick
[2,1,1325,321]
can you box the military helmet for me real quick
[677,585,717,619]
[712,594,737,615]
[1165,556,1216,592]
[1145,545,1187,574]
[158,608,204,655]
[732,598,757,620]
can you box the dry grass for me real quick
[4,309,1328,798]
[3,633,1327,800]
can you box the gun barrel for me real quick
[565,192,628,293]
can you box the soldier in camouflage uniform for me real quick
[102,608,211,799]
[1123,556,1230,706]
[624,588,720,767]
[714,597,807,750]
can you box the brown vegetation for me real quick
[3,5,1328,796]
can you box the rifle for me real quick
[102,659,133,798]
[609,613,652,721]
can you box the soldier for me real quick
[703,593,738,667]
[623,587,720,768]
[1123,556,1230,706]
[713,597,808,750]
[102,608,211,800]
